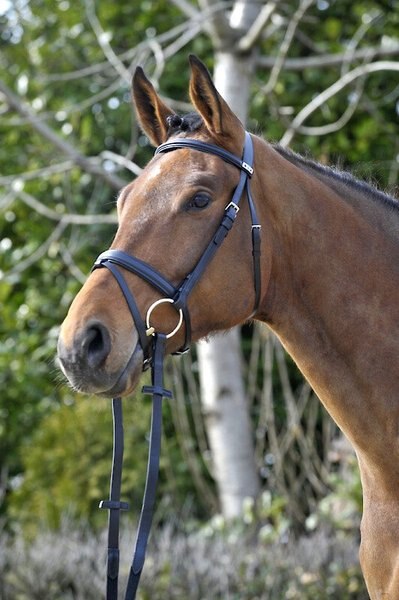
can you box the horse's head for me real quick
[58,56,266,397]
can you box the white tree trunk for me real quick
[198,331,259,517]
[197,0,261,517]
[214,51,253,121]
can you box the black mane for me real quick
[273,144,398,212]
[166,112,203,136]
[164,114,398,212]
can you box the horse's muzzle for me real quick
[57,320,143,397]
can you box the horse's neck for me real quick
[256,141,399,482]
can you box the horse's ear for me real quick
[132,67,176,146]
[188,55,244,143]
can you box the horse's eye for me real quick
[188,193,211,211]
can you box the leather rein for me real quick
[91,131,261,599]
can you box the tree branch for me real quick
[0,161,75,186]
[295,73,365,136]
[85,0,132,84]
[100,151,142,176]
[262,0,315,95]
[59,244,88,284]
[163,20,202,61]
[16,189,118,225]
[257,44,399,71]
[4,220,68,280]
[40,20,201,83]
[339,12,380,77]
[280,61,399,147]
[170,0,200,19]
[3,78,123,128]
[0,79,126,190]
[198,0,232,45]
[294,91,360,136]
[238,1,279,53]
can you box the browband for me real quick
[155,137,254,177]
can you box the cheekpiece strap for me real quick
[157,132,261,314]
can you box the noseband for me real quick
[92,131,261,600]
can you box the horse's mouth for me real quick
[98,343,144,398]
[59,342,145,398]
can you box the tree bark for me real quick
[198,331,259,517]
[197,0,263,518]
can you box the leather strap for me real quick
[99,397,129,600]
[100,334,171,600]
[100,262,151,363]
[94,131,261,600]
[94,250,177,299]
[124,334,169,598]
[155,136,254,177]
[93,132,261,354]
[170,132,261,315]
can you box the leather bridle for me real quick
[92,131,261,599]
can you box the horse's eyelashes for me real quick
[187,192,211,211]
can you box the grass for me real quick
[0,516,368,599]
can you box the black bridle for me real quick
[92,131,261,599]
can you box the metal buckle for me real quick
[142,357,152,371]
[146,298,183,339]
[225,201,240,214]
[241,161,254,176]
[252,224,261,229]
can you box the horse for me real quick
[58,55,399,599]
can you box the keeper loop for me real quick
[141,385,173,399]
[99,500,130,511]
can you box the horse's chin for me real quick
[97,343,144,398]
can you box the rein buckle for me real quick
[225,201,240,214]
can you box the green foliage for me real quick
[251,1,399,191]
[8,395,150,531]
[7,386,205,533]
[0,8,397,595]
[0,1,209,517]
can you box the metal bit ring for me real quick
[145,298,183,339]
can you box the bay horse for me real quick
[58,55,399,599]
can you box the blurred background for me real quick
[0,0,398,597]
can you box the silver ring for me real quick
[145,298,183,339]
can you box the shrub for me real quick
[0,517,367,599]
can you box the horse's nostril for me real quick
[83,323,111,368]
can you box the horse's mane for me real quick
[166,111,398,213]
[273,144,399,213]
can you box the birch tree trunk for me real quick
[197,0,265,518]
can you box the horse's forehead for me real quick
[144,158,165,183]
[123,149,232,211]
[122,157,175,203]
[144,147,220,182]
